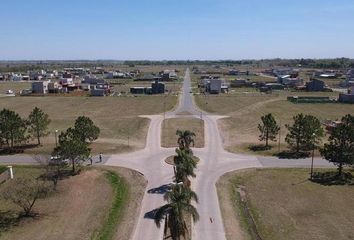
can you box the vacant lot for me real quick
[0,165,146,240]
[195,93,354,154]
[0,82,31,94]
[217,168,354,240]
[0,95,177,154]
[161,117,204,148]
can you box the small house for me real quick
[151,80,165,94]
[32,81,50,94]
[306,79,325,91]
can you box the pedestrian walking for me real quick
[89,156,93,165]
[99,153,102,163]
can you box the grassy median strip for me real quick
[96,171,129,240]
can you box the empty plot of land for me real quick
[217,168,354,240]
[161,118,204,148]
[0,95,177,154]
[195,94,354,154]
[0,166,146,240]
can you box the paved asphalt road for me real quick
[0,69,334,240]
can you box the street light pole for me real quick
[310,133,316,180]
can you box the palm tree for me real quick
[155,185,199,240]
[173,148,197,184]
[176,130,196,150]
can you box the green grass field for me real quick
[217,168,354,240]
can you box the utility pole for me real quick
[127,127,130,147]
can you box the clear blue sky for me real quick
[1,0,354,60]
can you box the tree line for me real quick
[257,113,354,176]
[0,107,51,151]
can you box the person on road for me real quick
[89,155,93,165]
[99,153,102,163]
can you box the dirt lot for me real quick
[161,117,204,148]
[195,93,354,154]
[0,166,146,240]
[217,168,354,240]
[0,95,177,154]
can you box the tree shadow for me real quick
[0,144,39,155]
[248,144,271,152]
[144,208,159,219]
[311,171,354,186]
[275,150,310,159]
[147,184,172,194]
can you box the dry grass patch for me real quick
[195,94,354,154]
[161,118,204,148]
[0,95,177,154]
[218,168,354,240]
[0,165,146,240]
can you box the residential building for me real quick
[151,80,165,94]
[338,87,354,104]
[306,79,325,91]
[32,81,50,94]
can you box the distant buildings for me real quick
[130,80,165,95]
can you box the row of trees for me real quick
[155,130,199,240]
[0,107,51,150]
[258,113,354,175]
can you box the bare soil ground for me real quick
[218,168,354,240]
[0,166,146,240]
[161,118,204,148]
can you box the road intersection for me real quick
[106,68,334,240]
[0,68,334,240]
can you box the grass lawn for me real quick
[194,93,354,154]
[0,165,146,240]
[0,95,177,155]
[161,118,204,148]
[217,168,354,240]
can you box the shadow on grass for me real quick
[311,171,354,186]
[248,144,271,152]
[274,150,310,159]
[0,144,39,155]
[0,210,40,233]
[0,211,20,233]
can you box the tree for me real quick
[53,128,90,174]
[176,130,195,150]
[1,178,51,217]
[34,155,67,190]
[155,185,199,240]
[173,149,197,184]
[258,113,280,148]
[0,108,28,149]
[73,116,100,143]
[285,114,324,153]
[28,107,51,145]
[320,115,354,176]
